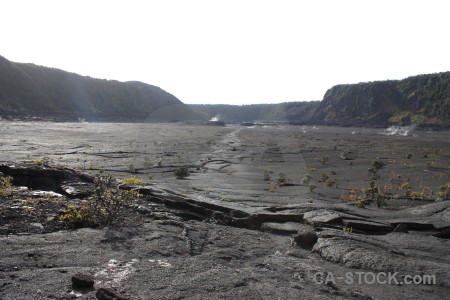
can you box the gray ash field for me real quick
[0,122,449,300]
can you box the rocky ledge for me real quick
[0,164,449,299]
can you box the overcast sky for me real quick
[2,0,450,104]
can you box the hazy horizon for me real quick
[2,0,450,105]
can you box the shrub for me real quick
[0,176,13,198]
[0,176,13,188]
[325,178,337,188]
[368,160,386,180]
[59,203,92,228]
[436,183,450,201]
[60,173,138,228]
[319,156,329,165]
[144,158,154,169]
[277,173,293,186]
[363,160,389,207]
[400,182,412,197]
[263,170,271,181]
[300,174,312,185]
[318,173,329,182]
[122,177,145,186]
[34,157,51,166]
[174,167,190,179]
[128,163,136,173]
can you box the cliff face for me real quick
[307,72,450,126]
[190,72,450,127]
[0,55,198,121]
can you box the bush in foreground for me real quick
[174,167,190,179]
[60,173,139,228]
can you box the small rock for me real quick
[339,151,355,160]
[30,223,44,230]
[47,215,57,222]
[291,228,318,249]
[96,287,128,300]
[393,224,408,233]
[71,273,94,288]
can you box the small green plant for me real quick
[174,167,190,179]
[59,203,92,227]
[342,227,352,233]
[34,157,51,166]
[128,163,136,173]
[22,206,34,215]
[325,178,337,188]
[355,199,368,208]
[300,174,312,185]
[319,156,329,165]
[416,186,433,201]
[144,158,154,169]
[368,160,386,180]
[277,173,293,186]
[436,183,450,201]
[365,160,388,207]
[400,182,411,197]
[122,177,145,186]
[308,184,317,192]
[0,176,13,198]
[317,173,330,182]
[263,170,271,181]
[0,176,13,188]
[406,153,413,159]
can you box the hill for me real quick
[0,55,200,122]
[1,54,448,127]
[191,72,450,127]
[304,72,450,127]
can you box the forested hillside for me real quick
[0,55,199,121]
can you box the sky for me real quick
[1,0,450,105]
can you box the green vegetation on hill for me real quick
[190,72,449,127]
[309,72,450,126]
[0,55,200,121]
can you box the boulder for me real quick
[291,227,318,249]
[71,273,94,288]
[96,287,128,300]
